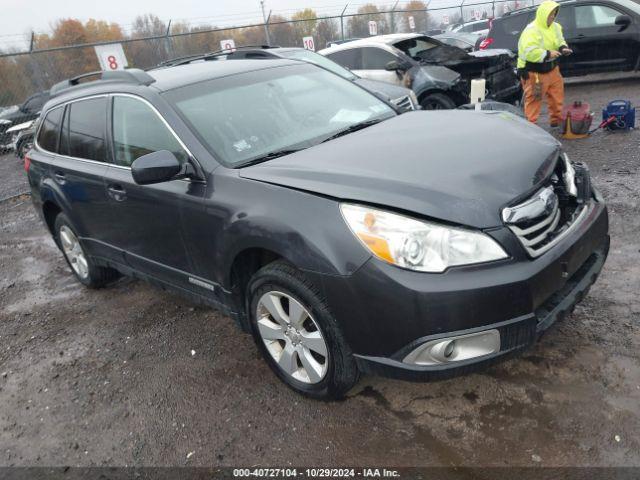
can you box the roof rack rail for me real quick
[50,69,155,97]
[157,44,281,67]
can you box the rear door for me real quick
[566,2,639,74]
[100,94,205,289]
[53,96,113,258]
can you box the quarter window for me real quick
[112,96,188,167]
[37,107,64,153]
[60,97,107,162]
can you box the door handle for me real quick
[53,171,66,184]
[107,184,127,202]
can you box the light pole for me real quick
[260,1,271,45]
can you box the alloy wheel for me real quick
[59,225,89,279]
[256,291,329,384]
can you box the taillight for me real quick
[24,155,31,172]
[479,37,494,50]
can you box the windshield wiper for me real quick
[320,119,384,143]
[237,148,304,168]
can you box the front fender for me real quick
[409,65,461,97]
[213,174,371,289]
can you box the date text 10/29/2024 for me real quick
[233,468,401,478]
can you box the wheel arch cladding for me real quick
[42,200,62,235]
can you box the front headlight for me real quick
[340,204,508,273]
[408,91,419,109]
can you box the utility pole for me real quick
[260,1,271,45]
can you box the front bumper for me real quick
[313,198,609,381]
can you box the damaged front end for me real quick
[406,43,522,105]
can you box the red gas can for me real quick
[561,101,593,138]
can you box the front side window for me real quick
[112,96,189,167]
[164,63,395,167]
[37,107,64,153]
[60,97,107,162]
[575,5,621,28]
[361,47,398,69]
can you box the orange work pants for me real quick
[521,66,564,125]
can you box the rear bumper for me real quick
[313,198,609,381]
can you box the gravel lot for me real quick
[0,74,639,468]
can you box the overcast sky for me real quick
[0,0,378,48]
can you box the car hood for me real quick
[239,111,560,229]
[354,77,413,100]
[417,43,514,66]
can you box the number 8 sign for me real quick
[94,44,128,71]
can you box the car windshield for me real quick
[164,63,395,167]
[277,49,358,81]
[393,36,440,59]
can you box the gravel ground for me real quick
[0,74,639,468]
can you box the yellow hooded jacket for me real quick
[517,0,568,70]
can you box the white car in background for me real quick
[448,19,491,36]
[317,33,521,110]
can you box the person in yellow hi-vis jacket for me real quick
[517,0,573,126]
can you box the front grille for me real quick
[504,155,589,257]
[392,95,415,112]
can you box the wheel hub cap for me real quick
[256,291,329,384]
[59,225,89,280]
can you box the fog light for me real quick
[403,329,500,366]
[443,340,456,358]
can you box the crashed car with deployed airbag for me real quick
[319,33,522,110]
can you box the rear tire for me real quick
[420,92,457,110]
[247,260,359,399]
[53,213,120,288]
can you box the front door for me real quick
[100,94,205,290]
[356,47,406,86]
[566,3,639,74]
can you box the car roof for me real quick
[43,59,300,110]
[318,33,423,53]
[148,58,299,91]
[501,0,576,16]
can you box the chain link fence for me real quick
[0,0,537,110]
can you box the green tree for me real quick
[348,4,387,38]
[291,8,317,43]
[403,1,429,32]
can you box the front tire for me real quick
[420,92,457,110]
[247,261,359,399]
[53,213,119,288]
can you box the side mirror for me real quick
[615,14,631,31]
[385,60,409,71]
[131,150,183,185]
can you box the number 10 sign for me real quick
[94,44,128,71]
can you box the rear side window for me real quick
[111,96,189,167]
[37,107,64,153]
[60,97,107,162]
[361,47,398,69]
[325,49,362,70]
